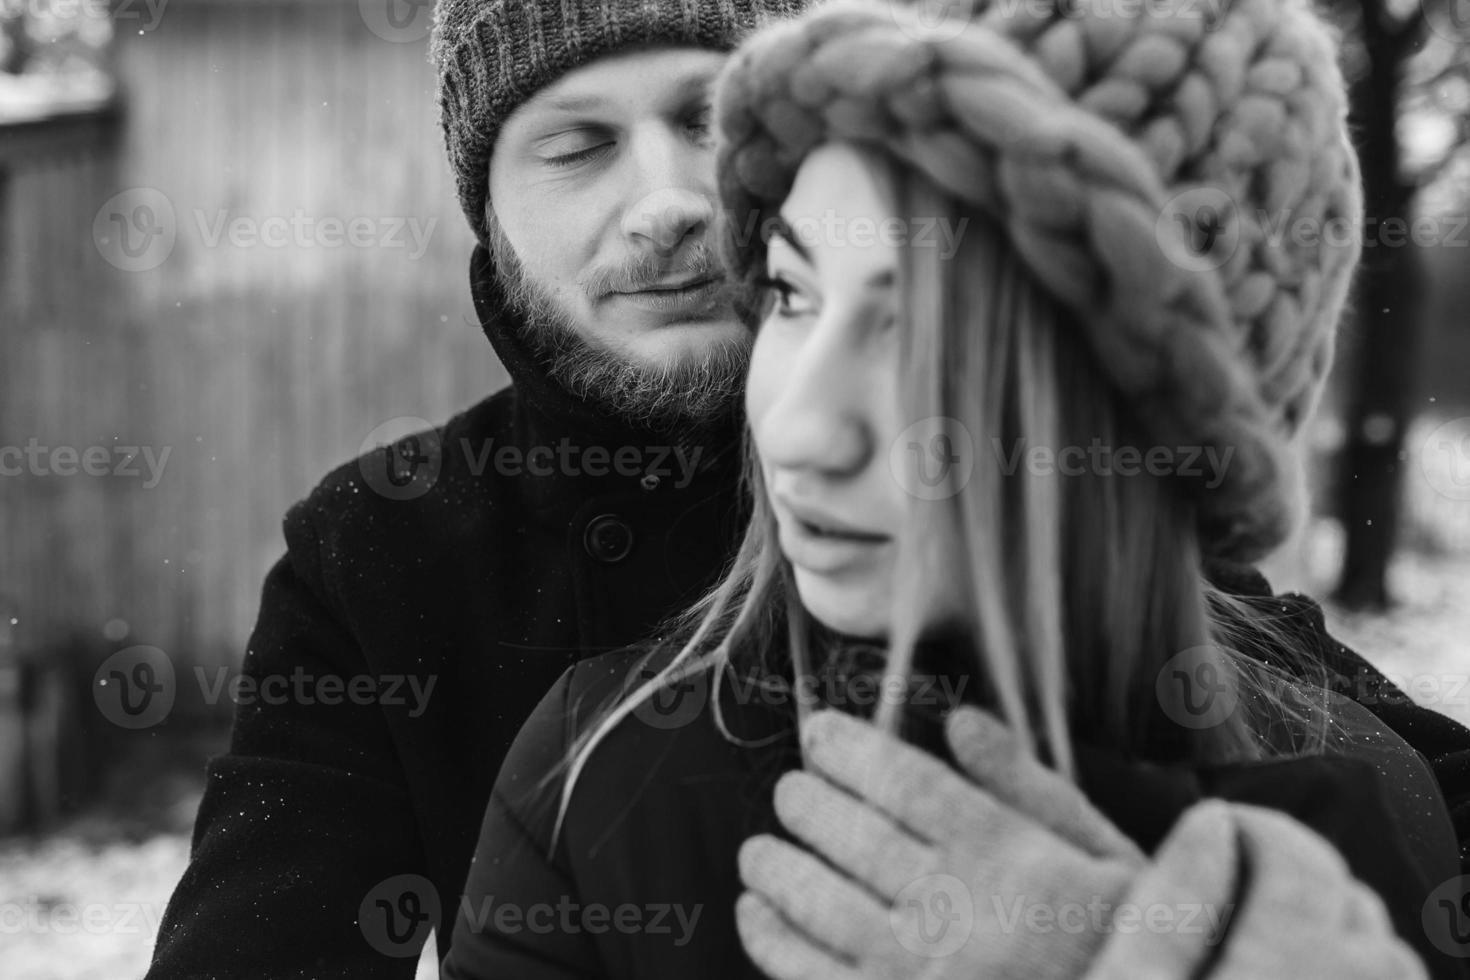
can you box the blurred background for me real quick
[0,0,1466,977]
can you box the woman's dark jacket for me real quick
[147,243,1470,979]
[443,640,1468,980]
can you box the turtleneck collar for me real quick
[468,242,745,458]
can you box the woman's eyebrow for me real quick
[769,217,812,263]
[770,214,897,289]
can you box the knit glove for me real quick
[736,708,1145,980]
[1082,799,1431,980]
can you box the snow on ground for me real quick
[0,792,441,980]
[0,834,192,980]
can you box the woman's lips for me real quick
[775,499,892,575]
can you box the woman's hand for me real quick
[736,706,1430,980]
[939,705,1146,864]
[1081,800,1430,980]
[735,708,1144,980]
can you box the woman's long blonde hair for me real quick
[549,146,1337,847]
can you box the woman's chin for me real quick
[792,572,890,641]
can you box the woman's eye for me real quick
[753,273,816,319]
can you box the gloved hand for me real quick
[736,707,1146,980]
[738,705,1431,980]
[1082,799,1431,980]
[940,705,1145,864]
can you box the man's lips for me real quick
[615,274,720,296]
[603,275,730,321]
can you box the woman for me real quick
[443,0,1465,977]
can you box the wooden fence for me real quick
[0,0,504,826]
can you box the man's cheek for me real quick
[520,245,586,312]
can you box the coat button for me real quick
[584,514,634,563]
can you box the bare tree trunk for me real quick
[1332,3,1423,610]
[1334,248,1424,609]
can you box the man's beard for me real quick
[486,214,750,436]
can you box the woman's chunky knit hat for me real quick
[429,0,808,248]
[714,0,1364,561]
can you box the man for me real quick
[145,3,801,977]
[147,0,1470,977]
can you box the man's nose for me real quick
[620,134,714,255]
[622,187,713,255]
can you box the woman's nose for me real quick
[755,344,876,478]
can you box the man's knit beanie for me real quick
[715,0,1365,562]
[429,0,809,248]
